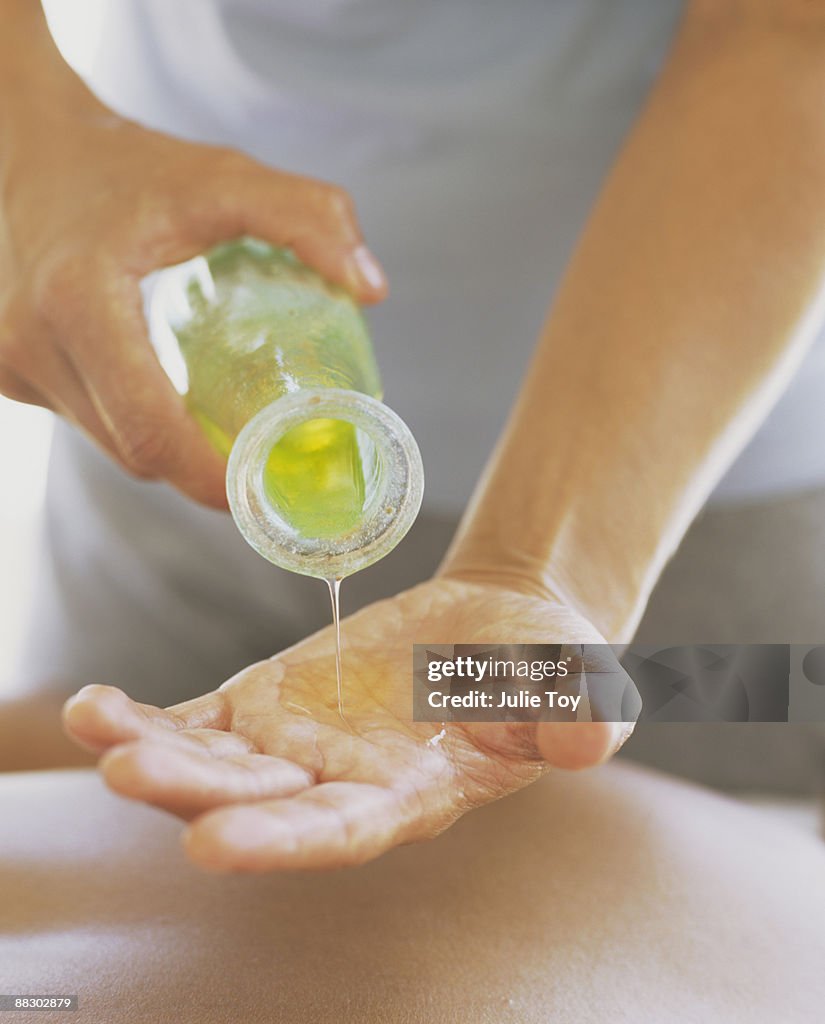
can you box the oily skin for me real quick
[63,578,623,873]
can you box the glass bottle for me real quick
[146,237,424,579]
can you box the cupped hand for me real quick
[0,68,385,506]
[63,577,635,873]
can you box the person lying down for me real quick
[1,758,822,1023]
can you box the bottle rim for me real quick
[226,389,424,579]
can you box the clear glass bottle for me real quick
[146,237,424,579]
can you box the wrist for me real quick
[0,2,103,141]
[439,487,656,646]
[437,557,565,605]
[440,550,646,646]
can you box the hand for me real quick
[62,576,635,873]
[0,71,385,507]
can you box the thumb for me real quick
[536,645,640,769]
[535,720,634,770]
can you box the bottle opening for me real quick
[227,389,424,579]
[263,417,382,541]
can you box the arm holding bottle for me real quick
[0,0,384,767]
[0,0,386,508]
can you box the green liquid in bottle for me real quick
[263,417,368,540]
[189,409,372,542]
[157,239,384,542]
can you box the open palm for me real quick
[63,577,629,872]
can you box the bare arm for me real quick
[0,0,386,507]
[442,0,825,642]
[58,1,825,868]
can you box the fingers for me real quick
[2,275,226,506]
[3,136,385,509]
[62,684,228,753]
[535,645,640,769]
[100,741,314,817]
[0,363,54,409]
[0,295,65,411]
[62,273,228,508]
[183,781,416,873]
[63,685,315,819]
[186,152,387,304]
[534,720,634,770]
[2,334,124,465]
[165,691,233,731]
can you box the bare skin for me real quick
[64,578,624,872]
[4,0,825,871]
[0,0,386,508]
[2,761,824,1023]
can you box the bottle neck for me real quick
[226,389,424,580]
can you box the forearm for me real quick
[442,5,825,643]
[0,0,102,137]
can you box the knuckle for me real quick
[321,184,356,223]
[302,181,357,231]
[208,145,255,184]
[123,186,176,240]
[119,418,180,477]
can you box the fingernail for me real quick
[350,245,386,292]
